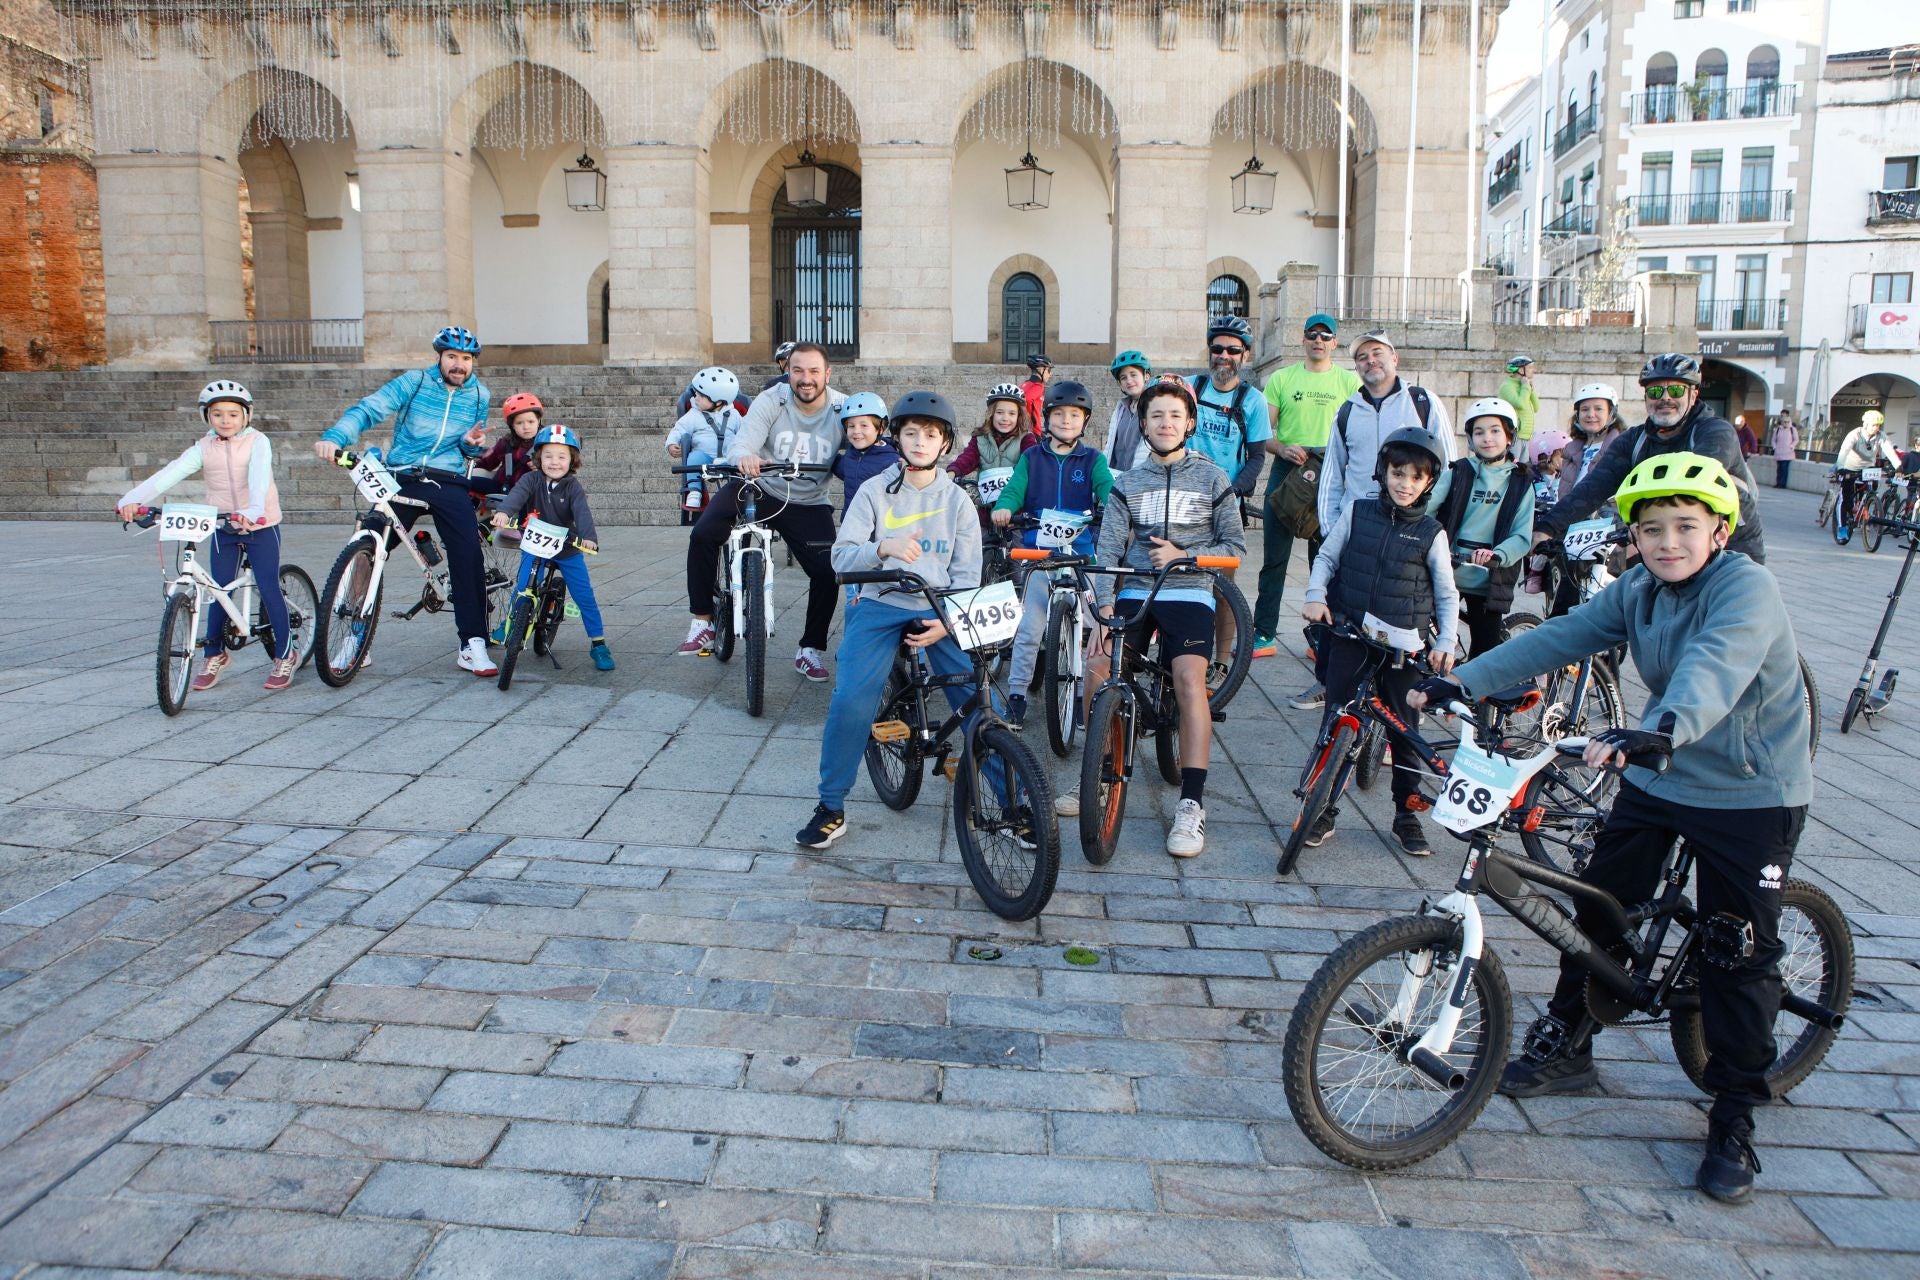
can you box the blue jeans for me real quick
[514,551,605,640]
[205,525,287,659]
[682,449,713,495]
[818,600,981,811]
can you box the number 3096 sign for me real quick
[943,581,1022,651]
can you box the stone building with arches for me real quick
[61,0,1503,371]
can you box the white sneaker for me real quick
[1166,799,1206,858]
[457,637,499,677]
[1053,786,1080,817]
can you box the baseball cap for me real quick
[1350,329,1396,357]
[1303,313,1337,336]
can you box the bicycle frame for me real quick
[1847,516,1920,729]
[674,461,830,638]
[1299,623,1456,794]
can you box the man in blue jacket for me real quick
[314,326,497,676]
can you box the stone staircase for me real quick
[0,363,1113,524]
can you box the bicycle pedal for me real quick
[870,720,911,743]
[1404,794,1434,813]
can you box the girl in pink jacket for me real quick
[117,380,297,692]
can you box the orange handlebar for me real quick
[1195,555,1241,569]
[1009,548,1051,561]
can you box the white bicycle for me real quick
[312,450,513,686]
[672,458,831,717]
[125,503,317,716]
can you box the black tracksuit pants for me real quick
[1318,632,1424,808]
[1546,782,1807,1125]
[686,480,839,652]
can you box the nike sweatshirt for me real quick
[831,465,983,609]
[1093,452,1246,609]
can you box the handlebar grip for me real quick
[334,451,358,468]
[1009,548,1051,561]
[837,570,904,586]
[669,464,720,475]
[1194,556,1241,569]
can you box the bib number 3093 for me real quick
[943,580,1022,651]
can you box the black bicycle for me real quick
[843,567,1061,921]
[495,517,596,691]
[1841,515,1920,733]
[1073,555,1243,867]
[1284,712,1854,1171]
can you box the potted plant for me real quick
[1583,206,1640,327]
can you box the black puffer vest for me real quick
[1330,494,1442,632]
[1433,458,1530,613]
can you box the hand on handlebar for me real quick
[490,512,510,530]
[1407,675,1467,712]
[991,508,1012,528]
[1301,602,1332,625]
[877,536,923,565]
[904,619,949,649]
[1427,647,1456,676]
[1469,548,1496,567]
[737,454,764,479]
[1585,726,1673,772]
[117,503,147,525]
[314,440,340,464]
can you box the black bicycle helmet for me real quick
[1207,314,1255,349]
[889,390,957,442]
[1025,352,1053,373]
[1638,352,1702,387]
[1042,379,1093,418]
[1373,427,1446,484]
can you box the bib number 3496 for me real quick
[944,580,1022,651]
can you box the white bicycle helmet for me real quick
[1462,397,1518,435]
[198,379,253,420]
[1573,381,1619,410]
[690,366,740,405]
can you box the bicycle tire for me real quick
[498,589,537,690]
[1206,574,1255,713]
[1800,654,1822,759]
[1816,486,1836,529]
[864,663,924,811]
[1866,491,1893,553]
[1078,688,1132,867]
[315,541,381,688]
[1840,684,1866,735]
[1043,594,1080,759]
[155,590,197,716]
[276,565,319,669]
[1355,721,1387,793]
[710,546,736,663]
[741,549,766,717]
[533,580,566,657]
[954,723,1060,920]
[1154,692,1182,788]
[1517,765,1608,875]
[1278,722,1356,878]
[1669,879,1853,1100]
[1284,914,1512,1170]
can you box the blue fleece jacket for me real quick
[832,438,902,516]
[323,367,491,474]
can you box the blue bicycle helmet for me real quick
[837,392,889,424]
[433,326,482,355]
[532,424,581,454]
[1109,350,1151,379]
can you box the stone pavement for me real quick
[0,486,1917,1278]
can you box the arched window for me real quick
[1001,272,1046,362]
[1695,49,1729,119]
[1588,72,1599,116]
[1207,274,1250,321]
[1645,53,1679,123]
[1744,45,1781,115]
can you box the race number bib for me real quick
[519,517,570,560]
[943,580,1023,651]
[1432,738,1527,834]
[975,467,1014,507]
[1036,508,1091,549]
[1562,518,1616,562]
[1863,468,1886,483]
[350,454,401,504]
[158,503,217,543]
[1360,612,1423,655]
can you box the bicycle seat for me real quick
[1482,683,1543,712]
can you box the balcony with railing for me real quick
[1543,204,1596,236]
[1868,188,1920,226]
[1487,167,1523,208]
[1552,104,1600,158]
[209,318,365,363]
[1311,274,1468,327]
[1697,298,1788,332]
[1631,81,1798,124]
[1492,276,1643,327]
[1626,188,1794,228]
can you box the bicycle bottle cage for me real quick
[1701,912,1757,969]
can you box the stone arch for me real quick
[1820,371,1920,454]
[951,60,1119,186]
[1205,256,1260,320]
[960,255,1063,366]
[446,60,609,155]
[699,58,861,153]
[238,139,310,322]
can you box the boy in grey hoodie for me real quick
[1412,452,1811,1207]
[798,392,985,850]
[1056,380,1245,859]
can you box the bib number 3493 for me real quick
[943,580,1022,651]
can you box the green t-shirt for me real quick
[1263,363,1364,450]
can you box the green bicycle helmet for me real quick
[1614,451,1739,532]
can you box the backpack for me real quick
[1333,384,1432,446]
[1190,375,1259,467]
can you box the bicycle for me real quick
[1840,514,1920,733]
[842,566,1061,921]
[1834,467,1883,547]
[1815,469,1843,530]
[1073,555,1243,867]
[126,504,318,716]
[673,459,833,717]
[312,451,513,686]
[1864,470,1903,554]
[1283,711,1854,1171]
[495,517,599,691]
[1002,514,1100,758]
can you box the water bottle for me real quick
[414,530,443,566]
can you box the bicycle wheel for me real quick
[1815,485,1836,528]
[1206,575,1255,713]
[1078,688,1133,867]
[864,662,924,811]
[1799,654,1822,759]
[1841,684,1867,735]
[155,590,198,716]
[1528,656,1626,803]
[1154,691,1182,788]
[1043,595,1080,759]
[276,565,319,669]
[1278,721,1356,878]
[1517,765,1608,875]
[1670,880,1853,1100]
[954,723,1059,921]
[315,541,381,687]
[740,549,766,717]
[497,591,536,691]
[1355,721,1387,793]
[1866,491,1894,553]
[533,580,566,657]
[1284,914,1512,1170]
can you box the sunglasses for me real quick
[1643,383,1692,400]
[1209,344,1248,357]
[1304,329,1335,341]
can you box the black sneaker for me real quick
[1497,1016,1599,1098]
[795,805,847,849]
[1392,808,1432,857]
[1697,1115,1762,1205]
[1006,694,1028,730]
[1305,811,1337,847]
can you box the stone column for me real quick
[1111,143,1210,368]
[247,209,312,321]
[95,152,243,364]
[605,143,710,365]
[355,148,474,364]
[857,143,953,363]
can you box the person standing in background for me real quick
[1498,356,1540,446]
[1771,412,1800,489]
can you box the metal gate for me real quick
[772,224,860,360]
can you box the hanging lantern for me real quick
[564,152,606,211]
[1231,155,1276,215]
[784,150,830,208]
[1006,153,1053,211]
